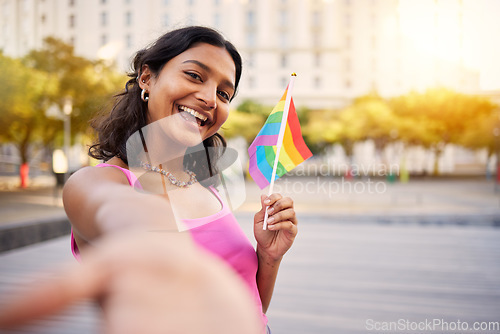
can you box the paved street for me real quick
[1,176,500,333]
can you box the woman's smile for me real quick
[139,43,236,148]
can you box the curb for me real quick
[0,214,71,253]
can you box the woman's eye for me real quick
[218,91,230,101]
[186,72,202,81]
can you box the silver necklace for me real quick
[140,161,197,188]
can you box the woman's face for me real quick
[139,43,236,149]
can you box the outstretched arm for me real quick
[0,232,262,334]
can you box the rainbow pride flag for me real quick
[248,85,312,189]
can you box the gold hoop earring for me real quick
[141,89,149,102]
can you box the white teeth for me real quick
[179,105,208,122]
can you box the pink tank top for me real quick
[70,163,267,327]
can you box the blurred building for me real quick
[0,0,486,109]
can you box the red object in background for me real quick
[20,163,29,188]
[497,165,500,183]
[344,167,354,180]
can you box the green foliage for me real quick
[303,93,397,155]
[459,109,500,156]
[236,99,272,117]
[222,109,266,144]
[389,88,497,149]
[24,37,126,140]
[303,89,498,165]
[0,37,125,164]
[0,54,57,162]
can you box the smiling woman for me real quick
[0,26,299,334]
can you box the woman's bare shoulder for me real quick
[62,161,134,241]
[66,159,130,189]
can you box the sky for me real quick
[398,0,500,90]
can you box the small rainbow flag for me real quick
[248,78,312,189]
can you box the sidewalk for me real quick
[1,174,500,252]
[0,175,68,252]
[1,175,500,333]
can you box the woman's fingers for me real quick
[266,208,296,225]
[0,259,109,329]
[267,220,298,235]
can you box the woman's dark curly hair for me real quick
[89,26,242,183]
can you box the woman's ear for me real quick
[138,65,152,90]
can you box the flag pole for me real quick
[263,73,297,230]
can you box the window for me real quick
[41,14,46,24]
[101,34,107,46]
[344,13,351,27]
[162,14,169,27]
[101,0,107,4]
[246,31,255,47]
[314,52,321,67]
[125,11,132,26]
[280,77,288,88]
[214,13,221,28]
[312,10,320,26]
[247,52,254,67]
[345,35,351,49]
[248,76,255,89]
[69,0,75,6]
[69,15,75,28]
[247,11,255,26]
[279,32,288,48]
[163,0,169,4]
[101,12,107,26]
[312,33,320,48]
[314,77,322,89]
[280,54,287,68]
[126,34,132,48]
[344,58,351,71]
[279,10,288,26]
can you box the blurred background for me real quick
[1,0,500,333]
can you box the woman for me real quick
[64,26,298,333]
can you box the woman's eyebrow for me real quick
[183,59,210,72]
[182,59,235,91]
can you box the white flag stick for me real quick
[263,73,297,230]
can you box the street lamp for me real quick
[63,97,73,182]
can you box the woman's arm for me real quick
[256,248,282,313]
[63,165,178,244]
[254,194,298,313]
[0,232,261,334]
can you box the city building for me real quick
[1,0,491,109]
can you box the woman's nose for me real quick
[197,84,217,109]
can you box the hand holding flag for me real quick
[248,74,312,229]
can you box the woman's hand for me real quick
[0,233,261,334]
[254,193,298,262]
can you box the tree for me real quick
[222,109,265,144]
[221,100,272,144]
[23,37,125,143]
[390,88,497,175]
[0,38,125,187]
[0,54,57,164]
